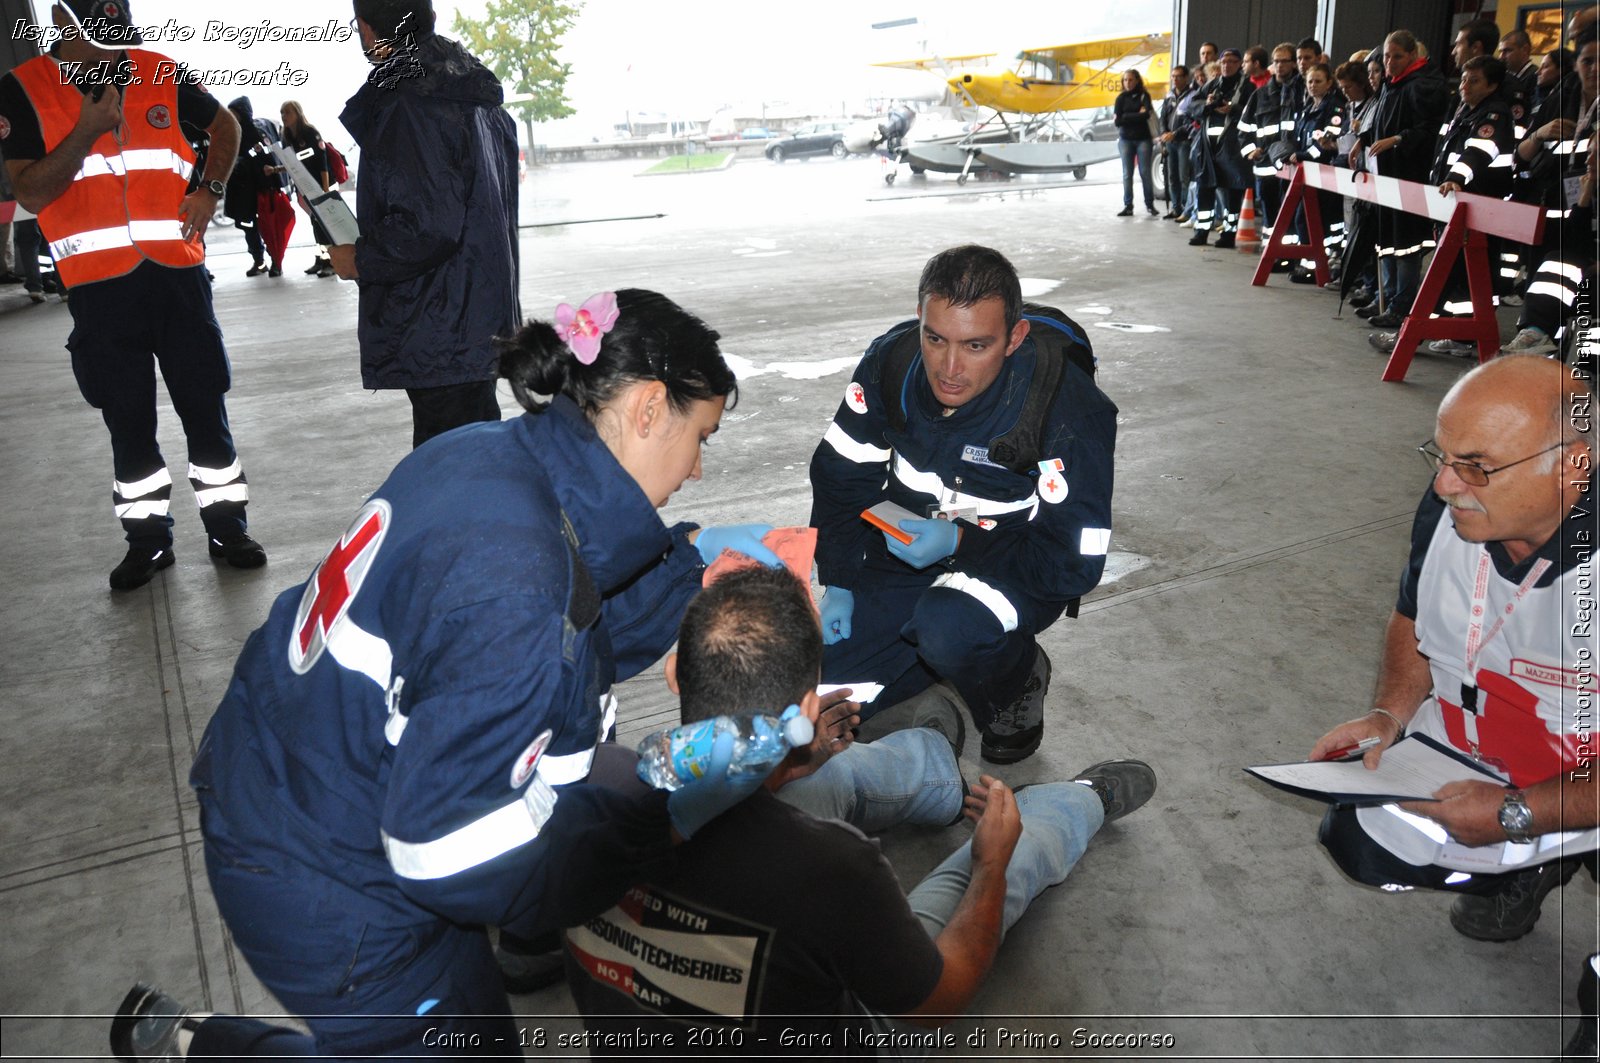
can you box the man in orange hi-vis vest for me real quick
[0,0,266,591]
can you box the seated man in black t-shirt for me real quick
[563,567,1156,1053]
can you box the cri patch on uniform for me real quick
[510,730,553,788]
[845,381,868,415]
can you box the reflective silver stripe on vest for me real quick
[383,780,558,880]
[823,422,891,465]
[891,453,1039,519]
[75,148,194,182]
[49,220,185,261]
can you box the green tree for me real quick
[452,0,581,156]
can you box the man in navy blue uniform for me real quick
[809,245,1117,764]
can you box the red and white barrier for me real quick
[1253,163,1545,382]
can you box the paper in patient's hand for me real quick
[1245,733,1506,806]
[817,682,884,704]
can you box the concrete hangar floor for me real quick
[0,153,1590,1059]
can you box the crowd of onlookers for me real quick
[1112,11,1597,368]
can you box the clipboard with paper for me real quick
[270,143,361,246]
[1244,733,1506,807]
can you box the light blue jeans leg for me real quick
[776,728,962,830]
[1118,138,1137,207]
[905,781,1105,938]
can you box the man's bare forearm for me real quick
[8,127,101,212]
[902,861,1007,1026]
[1372,610,1433,726]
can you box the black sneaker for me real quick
[1270,260,1293,274]
[1368,310,1405,329]
[1145,205,1159,216]
[909,687,966,760]
[110,983,191,1062]
[1450,858,1580,942]
[109,546,174,591]
[1350,289,1376,308]
[208,534,267,570]
[245,263,266,277]
[1074,759,1158,823]
[1355,301,1382,319]
[981,647,1050,764]
[1116,205,1134,217]
[1289,267,1317,284]
[1187,230,1209,246]
[304,259,326,275]
[1214,231,1236,250]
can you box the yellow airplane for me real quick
[870,31,1173,182]
[876,32,1172,115]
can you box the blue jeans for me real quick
[860,782,1104,1056]
[1379,252,1422,316]
[778,728,963,830]
[905,781,1104,936]
[1119,138,1155,208]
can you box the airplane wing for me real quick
[873,52,997,72]
[1020,32,1171,66]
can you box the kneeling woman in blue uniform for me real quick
[110,290,781,1060]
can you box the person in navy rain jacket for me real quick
[109,289,788,1060]
[329,0,521,449]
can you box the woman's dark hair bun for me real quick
[497,320,569,410]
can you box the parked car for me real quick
[765,121,853,162]
[1079,107,1119,142]
[740,126,777,139]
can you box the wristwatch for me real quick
[203,178,225,197]
[1498,789,1535,843]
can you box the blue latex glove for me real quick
[819,587,854,645]
[886,517,961,569]
[694,523,781,567]
[666,730,768,838]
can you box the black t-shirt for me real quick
[564,788,943,1058]
[0,53,218,163]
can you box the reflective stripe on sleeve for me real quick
[537,746,596,786]
[1080,527,1111,555]
[823,422,891,465]
[932,571,1019,632]
[891,454,1038,518]
[383,779,558,881]
[327,618,393,691]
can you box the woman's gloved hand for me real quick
[666,730,769,838]
[887,517,960,569]
[694,524,781,567]
[819,587,854,645]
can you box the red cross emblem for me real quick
[289,499,391,673]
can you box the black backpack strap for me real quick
[877,319,923,434]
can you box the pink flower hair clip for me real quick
[554,291,620,365]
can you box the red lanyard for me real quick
[1460,549,1550,714]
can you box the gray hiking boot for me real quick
[981,646,1050,764]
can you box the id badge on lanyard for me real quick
[1458,549,1550,756]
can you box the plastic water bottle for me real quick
[635,712,815,791]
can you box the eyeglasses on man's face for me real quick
[1417,439,1566,486]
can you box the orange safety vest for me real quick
[10,49,205,288]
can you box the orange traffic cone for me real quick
[1235,188,1261,251]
